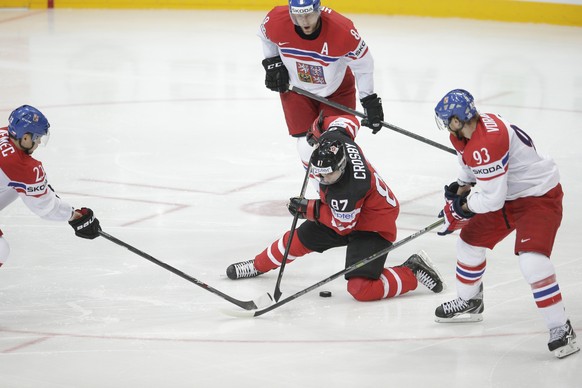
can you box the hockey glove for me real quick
[69,207,101,239]
[360,94,384,133]
[306,111,325,146]
[288,197,320,221]
[262,56,289,93]
[443,181,463,201]
[437,191,475,236]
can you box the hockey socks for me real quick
[254,230,312,273]
[347,266,417,301]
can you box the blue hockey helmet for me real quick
[434,89,477,131]
[8,105,50,141]
[310,138,347,185]
[289,0,321,26]
[289,0,321,15]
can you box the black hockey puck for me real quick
[319,291,332,298]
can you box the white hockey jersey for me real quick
[258,6,375,100]
[450,113,560,214]
[0,127,73,221]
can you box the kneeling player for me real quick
[227,115,444,301]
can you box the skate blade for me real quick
[554,339,580,359]
[435,313,483,323]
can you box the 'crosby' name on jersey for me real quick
[315,117,399,242]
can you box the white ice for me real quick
[0,8,581,388]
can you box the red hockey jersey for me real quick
[315,117,399,242]
[0,127,73,221]
[259,6,375,99]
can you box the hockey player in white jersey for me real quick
[258,0,384,183]
[432,89,578,359]
[0,105,101,267]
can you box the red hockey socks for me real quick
[347,266,418,301]
[254,230,312,273]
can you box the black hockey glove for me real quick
[443,181,463,201]
[288,197,320,222]
[69,207,101,239]
[360,93,384,133]
[262,56,289,93]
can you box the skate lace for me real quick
[416,270,437,290]
[442,298,470,314]
[549,323,571,342]
[234,261,258,278]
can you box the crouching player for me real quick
[227,115,444,302]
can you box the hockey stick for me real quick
[99,231,273,310]
[288,85,456,155]
[225,218,445,317]
[273,164,312,302]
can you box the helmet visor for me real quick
[313,169,343,185]
[311,159,346,186]
[31,129,50,147]
[289,4,320,27]
[434,113,451,131]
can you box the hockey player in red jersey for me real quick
[433,89,579,359]
[0,105,101,266]
[226,115,444,302]
[258,0,384,176]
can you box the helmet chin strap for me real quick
[18,138,35,155]
[452,121,466,140]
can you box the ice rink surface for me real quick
[0,8,581,388]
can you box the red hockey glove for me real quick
[437,192,475,236]
[287,197,320,221]
[306,111,325,146]
[69,207,101,239]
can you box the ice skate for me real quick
[402,250,445,293]
[226,259,264,280]
[435,283,484,322]
[548,319,580,359]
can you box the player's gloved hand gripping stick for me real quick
[69,208,101,239]
[437,182,475,235]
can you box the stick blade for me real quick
[220,292,273,318]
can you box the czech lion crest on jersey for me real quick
[296,62,326,84]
